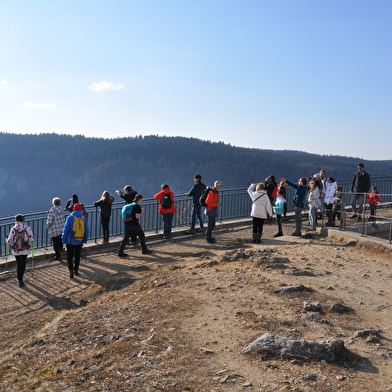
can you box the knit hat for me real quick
[73,203,82,211]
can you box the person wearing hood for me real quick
[65,194,87,217]
[7,214,35,287]
[154,184,176,239]
[247,183,272,243]
[46,197,65,260]
[62,203,89,279]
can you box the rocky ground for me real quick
[0,220,392,391]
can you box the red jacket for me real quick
[154,188,176,213]
[367,193,380,206]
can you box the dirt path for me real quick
[1,221,392,391]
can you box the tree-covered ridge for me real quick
[0,133,390,217]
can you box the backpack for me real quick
[199,188,211,207]
[72,214,85,241]
[271,185,279,198]
[121,202,136,222]
[161,193,172,209]
[11,227,30,252]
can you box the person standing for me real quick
[116,185,138,243]
[265,175,277,223]
[367,186,380,222]
[62,203,89,279]
[324,177,338,226]
[154,184,176,239]
[247,183,272,243]
[7,214,35,287]
[280,177,308,236]
[46,197,65,259]
[205,181,222,243]
[118,194,153,257]
[185,174,206,234]
[94,191,115,243]
[307,180,322,231]
[350,163,371,221]
[273,190,286,237]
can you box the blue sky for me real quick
[1,1,391,160]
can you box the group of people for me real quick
[6,165,377,287]
[246,163,376,242]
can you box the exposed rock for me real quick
[329,302,352,314]
[273,284,314,294]
[242,332,347,362]
[303,302,322,312]
[291,269,316,277]
[352,329,381,338]
[264,263,289,269]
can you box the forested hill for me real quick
[1,132,391,218]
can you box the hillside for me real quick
[1,132,390,217]
[0,223,392,391]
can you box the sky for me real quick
[1,1,391,160]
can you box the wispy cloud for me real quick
[88,81,124,92]
[21,102,57,109]
[1,80,8,85]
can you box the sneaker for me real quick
[69,271,74,279]
[274,232,283,237]
[142,249,153,254]
[291,231,301,236]
[18,280,24,287]
[185,229,195,234]
[207,238,216,243]
[74,270,79,276]
[198,227,205,233]
[118,253,128,258]
[350,214,357,219]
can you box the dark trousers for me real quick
[66,244,82,272]
[191,205,204,229]
[15,255,28,281]
[207,215,216,241]
[101,216,110,240]
[324,203,333,223]
[118,223,147,254]
[52,235,63,258]
[276,214,282,233]
[162,213,174,237]
[252,217,265,235]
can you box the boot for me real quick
[274,231,283,237]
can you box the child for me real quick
[7,214,35,287]
[273,190,286,237]
[330,186,343,227]
[367,186,380,222]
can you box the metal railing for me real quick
[1,176,392,256]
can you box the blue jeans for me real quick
[309,206,317,230]
[191,205,204,229]
[162,213,174,237]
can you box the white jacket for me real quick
[324,181,337,204]
[247,184,273,219]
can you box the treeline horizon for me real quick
[1,132,390,218]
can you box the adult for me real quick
[307,179,322,231]
[94,191,115,243]
[281,177,308,236]
[205,181,222,243]
[65,194,87,217]
[350,163,371,221]
[118,194,153,257]
[185,174,206,234]
[116,185,137,204]
[247,183,273,243]
[62,203,89,279]
[7,214,35,287]
[46,197,65,259]
[154,184,176,239]
[264,175,277,223]
[116,185,138,243]
[324,177,338,225]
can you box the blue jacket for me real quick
[62,211,89,245]
[286,180,307,207]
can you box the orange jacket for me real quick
[205,187,219,211]
[154,188,176,214]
